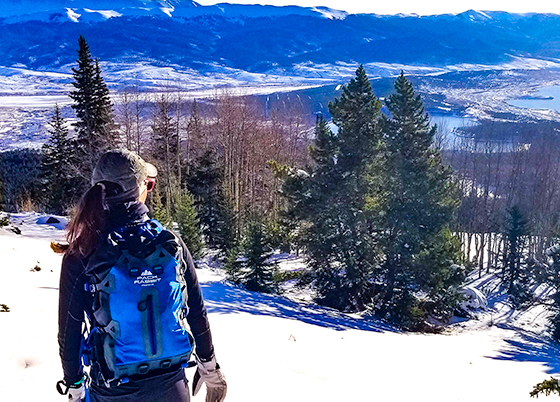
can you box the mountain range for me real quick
[2,1,560,74]
[3,0,560,151]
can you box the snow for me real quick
[476,10,493,20]
[34,215,68,231]
[460,285,489,310]
[309,7,348,20]
[0,1,350,22]
[66,8,81,23]
[0,213,559,401]
[0,61,330,149]
[160,7,174,18]
[1,54,560,150]
[82,8,122,19]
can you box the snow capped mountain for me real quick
[0,1,194,17]
[459,9,494,21]
[0,0,348,22]
[2,1,560,77]
[2,2,560,75]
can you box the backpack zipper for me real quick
[146,294,158,356]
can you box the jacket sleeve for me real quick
[179,241,215,362]
[58,253,89,384]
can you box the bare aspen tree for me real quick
[132,89,147,156]
[174,89,185,185]
[117,91,134,149]
[151,92,178,215]
[186,99,207,171]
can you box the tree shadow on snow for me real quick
[200,281,394,333]
[487,323,560,375]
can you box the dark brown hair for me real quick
[66,183,108,257]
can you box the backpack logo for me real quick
[134,269,161,287]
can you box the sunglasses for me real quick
[145,177,155,192]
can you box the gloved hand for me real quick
[57,374,87,401]
[192,356,227,402]
[67,383,86,401]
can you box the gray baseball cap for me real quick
[91,149,157,196]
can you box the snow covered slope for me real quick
[0,214,558,401]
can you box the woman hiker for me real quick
[56,149,227,401]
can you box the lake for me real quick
[430,115,479,149]
[508,85,560,111]
[430,115,477,132]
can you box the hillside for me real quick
[0,213,559,401]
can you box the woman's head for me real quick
[92,149,157,204]
[66,149,157,257]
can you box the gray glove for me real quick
[192,356,227,402]
[67,383,86,401]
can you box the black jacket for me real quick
[58,202,214,386]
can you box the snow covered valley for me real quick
[6,3,560,150]
[3,57,560,150]
[1,214,559,401]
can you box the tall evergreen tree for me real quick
[174,189,205,260]
[150,188,172,226]
[40,104,76,214]
[187,149,235,255]
[0,149,42,211]
[329,65,381,177]
[92,59,117,146]
[368,71,463,325]
[544,245,560,341]
[69,36,116,178]
[224,217,278,294]
[502,205,532,307]
[285,66,383,311]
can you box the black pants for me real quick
[88,369,190,402]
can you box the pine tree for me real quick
[284,66,383,311]
[530,377,560,398]
[174,189,205,260]
[545,246,560,341]
[0,149,42,212]
[369,71,463,325]
[187,149,235,255]
[40,104,77,214]
[502,205,532,307]
[93,59,117,146]
[225,217,278,293]
[266,159,304,253]
[69,36,116,178]
[329,65,381,177]
[150,188,172,226]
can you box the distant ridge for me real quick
[2,2,560,75]
[0,1,348,20]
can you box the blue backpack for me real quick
[83,219,194,387]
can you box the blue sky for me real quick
[195,1,560,15]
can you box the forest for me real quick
[3,36,560,333]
